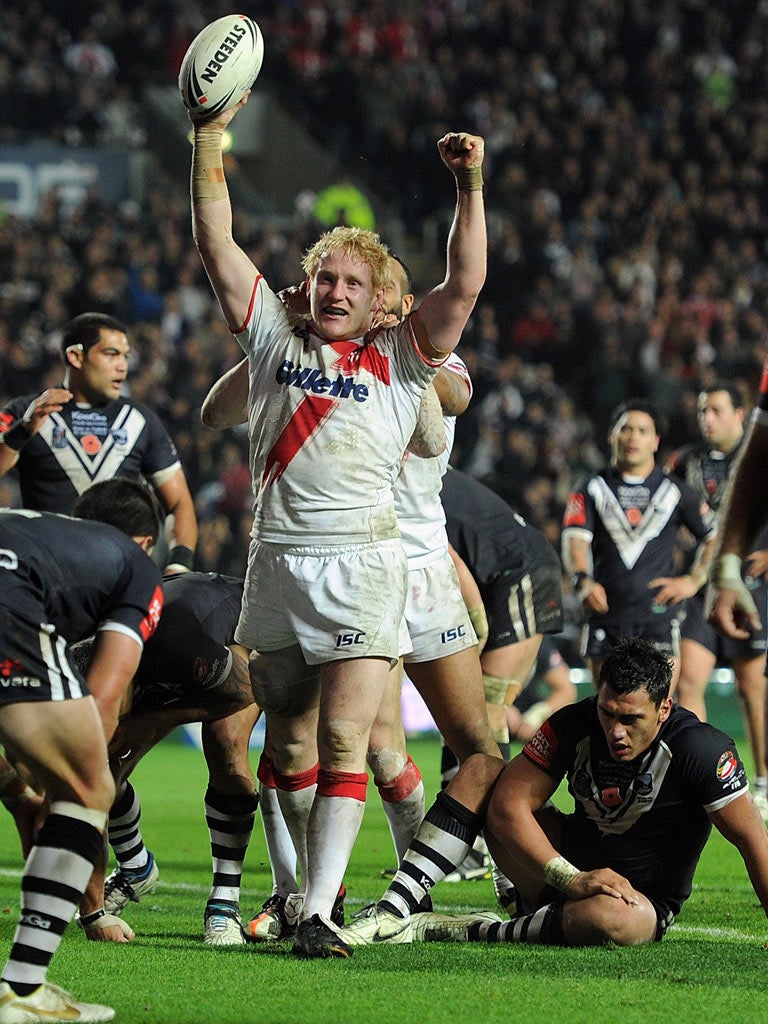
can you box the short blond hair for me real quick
[302,227,391,292]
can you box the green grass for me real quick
[0,733,766,1024]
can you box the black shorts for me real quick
[582,615,681,663]
[484,547,564,653]
[534,808,677,941]
[681,591,768,661]
[0,606,89,704]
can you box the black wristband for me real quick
[77,908,107,928]
[1,421,31,451]
[571,572,591,593]
[166,545,195,570]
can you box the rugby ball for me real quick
[179,14,264,117]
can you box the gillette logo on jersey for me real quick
[276,360,370,402]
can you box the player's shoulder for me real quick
[662,704,734,756]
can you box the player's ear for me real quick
[64,343,84,369]
[658,697,673,723]
[371,286,386,316]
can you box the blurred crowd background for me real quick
[2,0,768,657]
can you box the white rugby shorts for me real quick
[402,550,477,664]
[235,537,408,666]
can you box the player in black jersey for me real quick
[667,384,768,816]
[339,636,768,950]
[437,467,563,882]
[0,312,198,575]
[441,467,564,759]
[0,478,163,1022]
[71,572,262,949]
[562,399,716,689]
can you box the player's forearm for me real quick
[688,535,716,591]
[164,500,198,559]
[0,442,20,477]
[715,420,768,558]
[443,187,487,314]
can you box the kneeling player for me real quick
[339,636,768,948]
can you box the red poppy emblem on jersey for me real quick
[716,750,738,782]
[563,493,586,527]
[81,434,101,455]
[625,507,642,526]
[601,786,622,808]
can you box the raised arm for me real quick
[190,97,261,331]
[416,133,487,360]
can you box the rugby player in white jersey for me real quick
[190,93,487,957]
[200,257,499,945]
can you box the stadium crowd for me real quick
[2,0,768,578]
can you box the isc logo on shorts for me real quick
[335,631,366,648]
[440,625,466,644]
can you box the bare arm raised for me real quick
[190,96,260,332]
[416,133,487,360]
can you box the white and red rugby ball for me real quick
[179,14,264,117]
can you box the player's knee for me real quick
[248,647,320,716]
[567,895,655,947]
[449,752,506,804]
[367,744,406,784]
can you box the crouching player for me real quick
[74,571,262,947]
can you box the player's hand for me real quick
[438,132,485,173]
[648,574,698,606]
[579,579,609,615]
[191,91,250,128]
[22,389,73,434]
[565,868,641,907]
[78,912,135,943]
[277,280,311,323]
[744,548,768,580]
[706,554,761,638]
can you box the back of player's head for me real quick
[388,252,414,295]
[60,312,127,360]
[598,635,672,706]
[607,398,662,436]
[72,478,162,545]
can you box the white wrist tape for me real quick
[543,855,580,892]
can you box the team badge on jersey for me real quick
[716,750,738,783]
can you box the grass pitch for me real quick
[0,733,765,1024]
